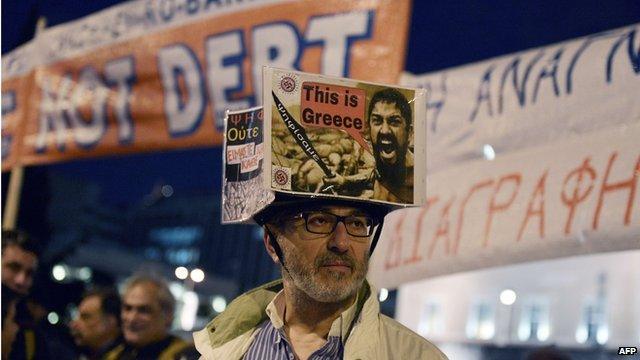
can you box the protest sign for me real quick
[221,106,274,223]
[263,67,427,206]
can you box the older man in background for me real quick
[109,274,197,360]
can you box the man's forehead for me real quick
[80,295,102,312]
[2,245,38,266]
[124,284,160,306]
[372,101,402,114]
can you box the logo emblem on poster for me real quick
[278,73,299,96]
[272,166,291,190]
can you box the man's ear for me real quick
[263,226,280,264]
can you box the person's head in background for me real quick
[70,287,122,353]
[120,274,175,348]
[2,230,40,296]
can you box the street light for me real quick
[175,266,189,280]
[379,288,389,302]
[52,264,67,282]
[212,296,227,313]
[500,289,517,305]
[190,268,205,283]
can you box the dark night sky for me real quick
[3,0,639,218]
[1,0,638,316]
[3,0,639,206]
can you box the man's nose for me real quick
[14,272,29,287]
[122,311,133,325]
[328,222,350,253]
[380,120,391,133]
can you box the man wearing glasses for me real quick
[194,194,447,359]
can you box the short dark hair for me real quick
[1,229,41,258]
[367,88,412,129]
[82,286,122,326]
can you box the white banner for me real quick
[401,24,639,175]
[371,24,640,287]
[370,124,640,288]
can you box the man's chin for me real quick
[309,274,363,300]
[123,332,142,345]
[307,284,359,303]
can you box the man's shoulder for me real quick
[378,314,448,359]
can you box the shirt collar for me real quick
[264,289,359,342]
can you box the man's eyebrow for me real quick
[318,208,370,216]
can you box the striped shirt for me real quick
[243,319,342,360]
[243,290,358,360]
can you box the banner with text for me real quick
[1,0,410,170]
[370,124,640,288]
[370,24,640,287]
[401,24,639,175]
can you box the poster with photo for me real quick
[222,106,275,223]
[263,67,427,206]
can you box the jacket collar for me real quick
[200,279,377,350]
[203,279,283,348]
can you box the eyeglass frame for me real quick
[284,210,380,239]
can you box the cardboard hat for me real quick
[221,67,426,225]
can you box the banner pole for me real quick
[2,17,46,231]
[2,166,25,230]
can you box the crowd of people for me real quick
[1,230,199,360]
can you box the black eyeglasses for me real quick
[288,211,377,239]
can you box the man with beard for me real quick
[324,88,414,203]
[193,194,447,359]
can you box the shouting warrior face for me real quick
[369,100,409,169]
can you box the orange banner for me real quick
[1,74,32,170]
[1,0,411,168]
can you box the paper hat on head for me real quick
[221,67,426,225]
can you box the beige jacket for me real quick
[193,280,448,360]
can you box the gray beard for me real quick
[279,237,368,303]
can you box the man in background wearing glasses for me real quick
[194,196,448,359]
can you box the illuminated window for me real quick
[466,300,495,340]
[518,298,550,341]
[576,299,608,345]
[418,300,443,336]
